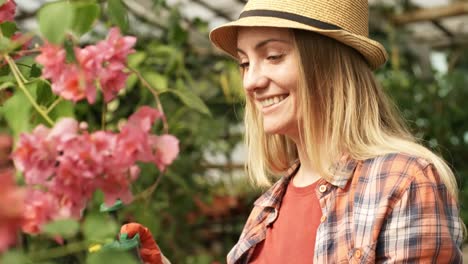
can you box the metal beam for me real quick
[191,0,234,21]
[392,2,468,25]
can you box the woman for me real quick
[122,0,464,263]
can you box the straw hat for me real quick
[209,0,388,70]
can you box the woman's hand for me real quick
[120,223,171,264]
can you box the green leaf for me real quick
[72,2,100,36]
[1,89,32,137]
[38,1,74,44]
[0,35,11,51]
[166,82,211,116]
[43,219,80,238]
[83,213,118,242]
[0,81,14,91]
[108,0,129,32]
[29,64,42,78]
[142,72,168,92]
[0,22,18,38]
[49,99,75,120]
[127,52,147,68]
[126,73,138,89]
[87,250,139,264]
[0,250,29,264]
[35,80,54,105]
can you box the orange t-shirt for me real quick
[249,179,322,263]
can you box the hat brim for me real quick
[210,16,388,70]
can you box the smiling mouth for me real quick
[259,94,288,107]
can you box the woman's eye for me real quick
[239,62,249,69]
[267,54,283,61]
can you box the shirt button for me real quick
[319,184,327,193]
[354,249,362,259]
[320,215,327,222]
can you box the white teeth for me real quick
[260,95,287,107]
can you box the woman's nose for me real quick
[242,64,268,93]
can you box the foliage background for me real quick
[0,0,467,263]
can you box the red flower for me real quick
[0,170,24,250]
[36,28,136,103]
[0,0,16,23]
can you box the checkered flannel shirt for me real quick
[227,153,464,263]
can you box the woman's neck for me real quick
[292,139,322,187]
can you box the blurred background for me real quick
[1,0,468,263]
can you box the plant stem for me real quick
[126,67,169,134]
[101,99,107,130]
[9,55,28,83]
[5,55,54,126]
[133,173,164,203]
[46,97,63,114]
[11,48,41,57]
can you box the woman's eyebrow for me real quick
[237,38,290,55]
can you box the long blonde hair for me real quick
[244,29,459,199]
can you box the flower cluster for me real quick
[0,0,16,23]
[36,27,136,103]
[0,170,24,252]
[13,106,179,234]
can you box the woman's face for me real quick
[237,27,300,138]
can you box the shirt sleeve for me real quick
[377,164,464,263]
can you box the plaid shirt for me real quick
[227,153,464,263]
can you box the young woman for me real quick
[121,0,464,263]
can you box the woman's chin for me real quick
[263,121,297,136]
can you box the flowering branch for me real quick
[127,66,169,134]
[5,55,55,126]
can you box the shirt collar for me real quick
[253,155,358,208]
[327,154,359,188]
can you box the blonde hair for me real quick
[244,29,459,199]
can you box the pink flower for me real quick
[0,0,16,23]
[36,43,66,81]
[51,65,96,103]
[36,28,136,103]
[48,118,79,140]
[13,107,178,231]
[22,189,59,235]
[96,27,136,102]
[149,134,179,171]
[13,126,57,185]
[100,27,137,62]
[114,106,163,165]
[12,118,78,186]
[0,170,24,252]
[127,106,162,132]
[99,61,128,102]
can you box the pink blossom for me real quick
[13,125,57,185]
[35,43,66,81]
[12,118,79,186]
[127,106,162,132]
[13,107,178,231]
[96,27,136,102]
[149,134,179,171]
[114,106,163,166]
[36,28,136,103]
[22,189,59,234]
[99,61,128,102]
[0,0,16,23]
[51,65,95,103]
[48,117,79,140]
[99,27,137,62]
[0,170,24,252]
